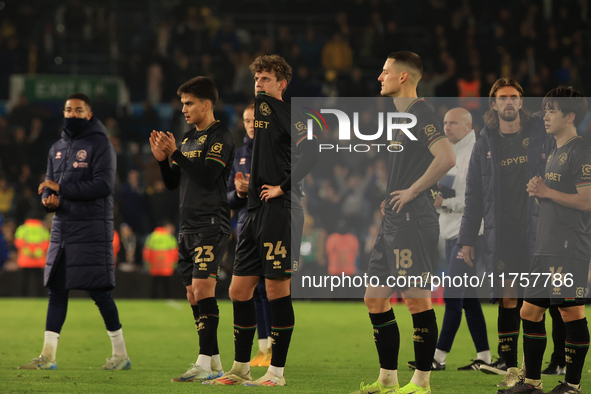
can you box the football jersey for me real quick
[248,92,313,210]
[498,127,530,242]
[173,121,235,234]
[382,98,446,232]
[535,136,591,259]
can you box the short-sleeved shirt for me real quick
[498,128,530,244]
[535,136,591,259]
[174,120,235,234]
[381,98,446,232]
[247,92,313,210]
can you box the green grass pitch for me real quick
[0,299,589,393]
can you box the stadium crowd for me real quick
[0,0,591,293]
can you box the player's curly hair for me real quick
[543,86,588,128]
[249,54,292,92]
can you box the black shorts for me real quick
[178,229,230,286]
[367,226,439,289]
[233,199,304,279]
[523,255,589,301]
[497,242,530,276]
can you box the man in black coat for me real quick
[19,93,130,371]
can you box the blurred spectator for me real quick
[14,216,50,296]
[321,32,353,72]
[117,170,150,266]
[0,214,9,270]
[325,220,358,276]
[143,223,177,299]
[148,180,179,229]
[0,177,15,218]
[299,215,327,277]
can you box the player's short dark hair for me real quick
[387,51,423,77]
[484,78,532,129]
[66,93,92,109]
[249,54,293,87]
[543,86,588,128]
[177,76,218,105]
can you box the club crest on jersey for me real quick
[260,102,272,116]
[211,143,223,153]
[197,135,207,145]
[583,164,591,176]
[558,152,568,165]
[423,124,437,137]
[76,150,87,161]
[522,138,529,149]
[294,121,307,134]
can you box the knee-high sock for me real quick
[564,318,590,386]
[370,309,399,370]
[197,297,219,357]
[413,309,438,372]
[522,318,546,380]
[269,295,294,368]
[498,306,520,367]
[233,298,257,363]
[549,306,566,367]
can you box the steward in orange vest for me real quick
[15,219,50,268]
[143,226,177,276]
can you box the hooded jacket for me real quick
[42,116,116,290]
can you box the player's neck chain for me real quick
[196,120,220,134]
[560,135,581,148]
[498,126,522,144]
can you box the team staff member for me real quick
[151,76,235,382]
[409,108,491,371]
[353,51,456,394]
[500,87,590,394]
[227,104,274,368]
[20,93,130,371]
[458,79,555,387]
[206,54,318,387]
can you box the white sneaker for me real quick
[244,371,286,386]
[102,355,131,370]
[171,364,213,382]
[212,367,224,379]
[18,355,57,370]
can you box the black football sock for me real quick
[369,308,399,370]
[564,318,590,386]
[197,297,219,357]
[233,298,257,363]
[522,317,546,380]
[191,304,200,329]
[270,295,295,368]
[498,306,520,367]
[412,309,438,372]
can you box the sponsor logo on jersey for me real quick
[199,262,207,270]
[76,149,87,161]
[182,138,188,145]
[211,143,223,154]
[273,260,281,269]
[558,152,568,165]
[423,124,437,137]
[260,102,272,116]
